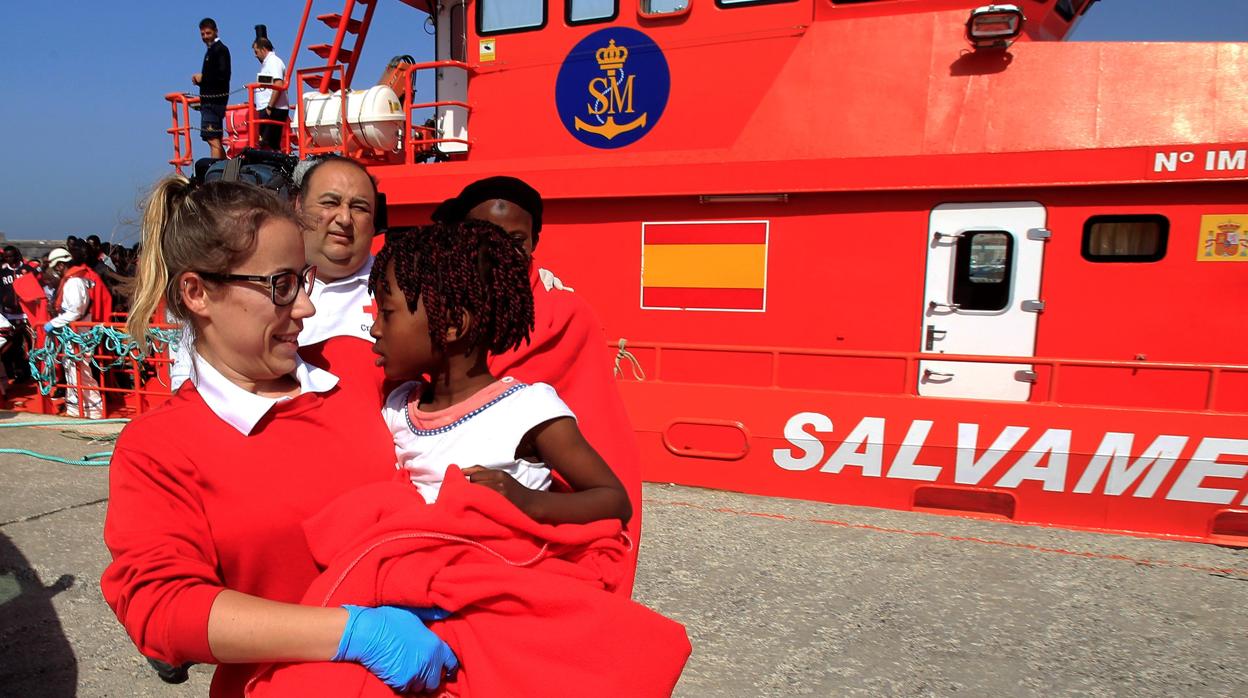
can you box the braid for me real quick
[369,221,534,356]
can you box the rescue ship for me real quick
[116,0,1248,546]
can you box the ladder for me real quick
[300,0,380,93]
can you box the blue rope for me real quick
[27,325,182,396]
[0,419,128,467]
[0,419,131,428]
[0,448,111,467]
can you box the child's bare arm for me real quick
[462,417,632,525]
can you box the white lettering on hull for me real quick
[773,413,1248,504]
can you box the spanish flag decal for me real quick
[641,221,768,311]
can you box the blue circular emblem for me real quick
[555,27,670,149]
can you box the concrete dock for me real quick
[2,411,1247,697]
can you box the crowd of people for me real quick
[0,234,138,401]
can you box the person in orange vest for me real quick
[44,245,110,418]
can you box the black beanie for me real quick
[431,176,543,247]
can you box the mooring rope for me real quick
[27,325,181,397]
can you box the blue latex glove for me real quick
[43,322,55,333]
[333,605,457,693]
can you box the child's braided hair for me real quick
[369,221,533,355]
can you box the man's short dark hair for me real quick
[200,17,218,31]
[87,234,101,246]
[253,37,274,51]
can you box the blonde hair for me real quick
[126,175,294,351]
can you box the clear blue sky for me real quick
[0,0,1243,244]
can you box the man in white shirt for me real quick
[295,157,382,391]
[43,247,103,419]
[252,35,289,151]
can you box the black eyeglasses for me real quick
[197,265,317,306]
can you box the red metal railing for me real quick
[396,60,474,165]
[615,340,1248,413]
[244,83,293,151]
[296,64,353,158]
[294,60,474,162]
[165,92,198,169]
[5,322,179,419]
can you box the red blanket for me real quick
[247,472,689,698]
[488,265,643,596]
[13,272,48,326]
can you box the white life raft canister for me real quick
[302,84,405,152]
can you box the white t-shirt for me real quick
[383,377,575,505]
[298,257,375,347]
[256,52,289,111]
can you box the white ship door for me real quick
[920,202,1048,401]
[434,1,469,154]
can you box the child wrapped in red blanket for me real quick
[432,176,645,596]
[250,223,687,696]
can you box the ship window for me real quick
[569,0,617,24]
[953,231,1013,311]
[478,0,546,35]
[717,0,798,7]
[641,0,690,16]
[1082,215,1168,262]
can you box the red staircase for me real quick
[303,0,379,94]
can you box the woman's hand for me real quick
[333,605,457,693]
[461,466,535,514]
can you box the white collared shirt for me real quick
[256,52,289,111]
[191,352,339,435]
[298,256,376,348]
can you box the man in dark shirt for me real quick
[0,245,32,382]
[192,17,231,159]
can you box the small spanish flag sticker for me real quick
[641,221,768,311]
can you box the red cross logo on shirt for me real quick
[363,298,378,321]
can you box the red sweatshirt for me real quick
[100,374,396,698]
[300,335,385,402]
[489,265,644,595]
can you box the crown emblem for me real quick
[1217,221,1242,234]
[595,40,628,72]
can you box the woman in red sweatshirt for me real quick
[101,177,458,697]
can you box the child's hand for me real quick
[461,466,534,513]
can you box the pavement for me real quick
[2,410,1247,697]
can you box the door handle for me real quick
[922,369,956,383]
[928,301,960,314]
[925,325,947,351]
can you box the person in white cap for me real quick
[44,246,104,419]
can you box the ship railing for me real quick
[614,341,1248,414]
[243,82,294,154]
[395,60,474,165]
[164,87,295,173]
[6,321,179,419]
[295,64,353,159]
[164,92,198,170]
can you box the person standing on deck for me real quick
[251,28,289,152]
[193,18,231,160]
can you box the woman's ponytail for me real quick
[126,175,192,346]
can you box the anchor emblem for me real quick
[574,40,648,140]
